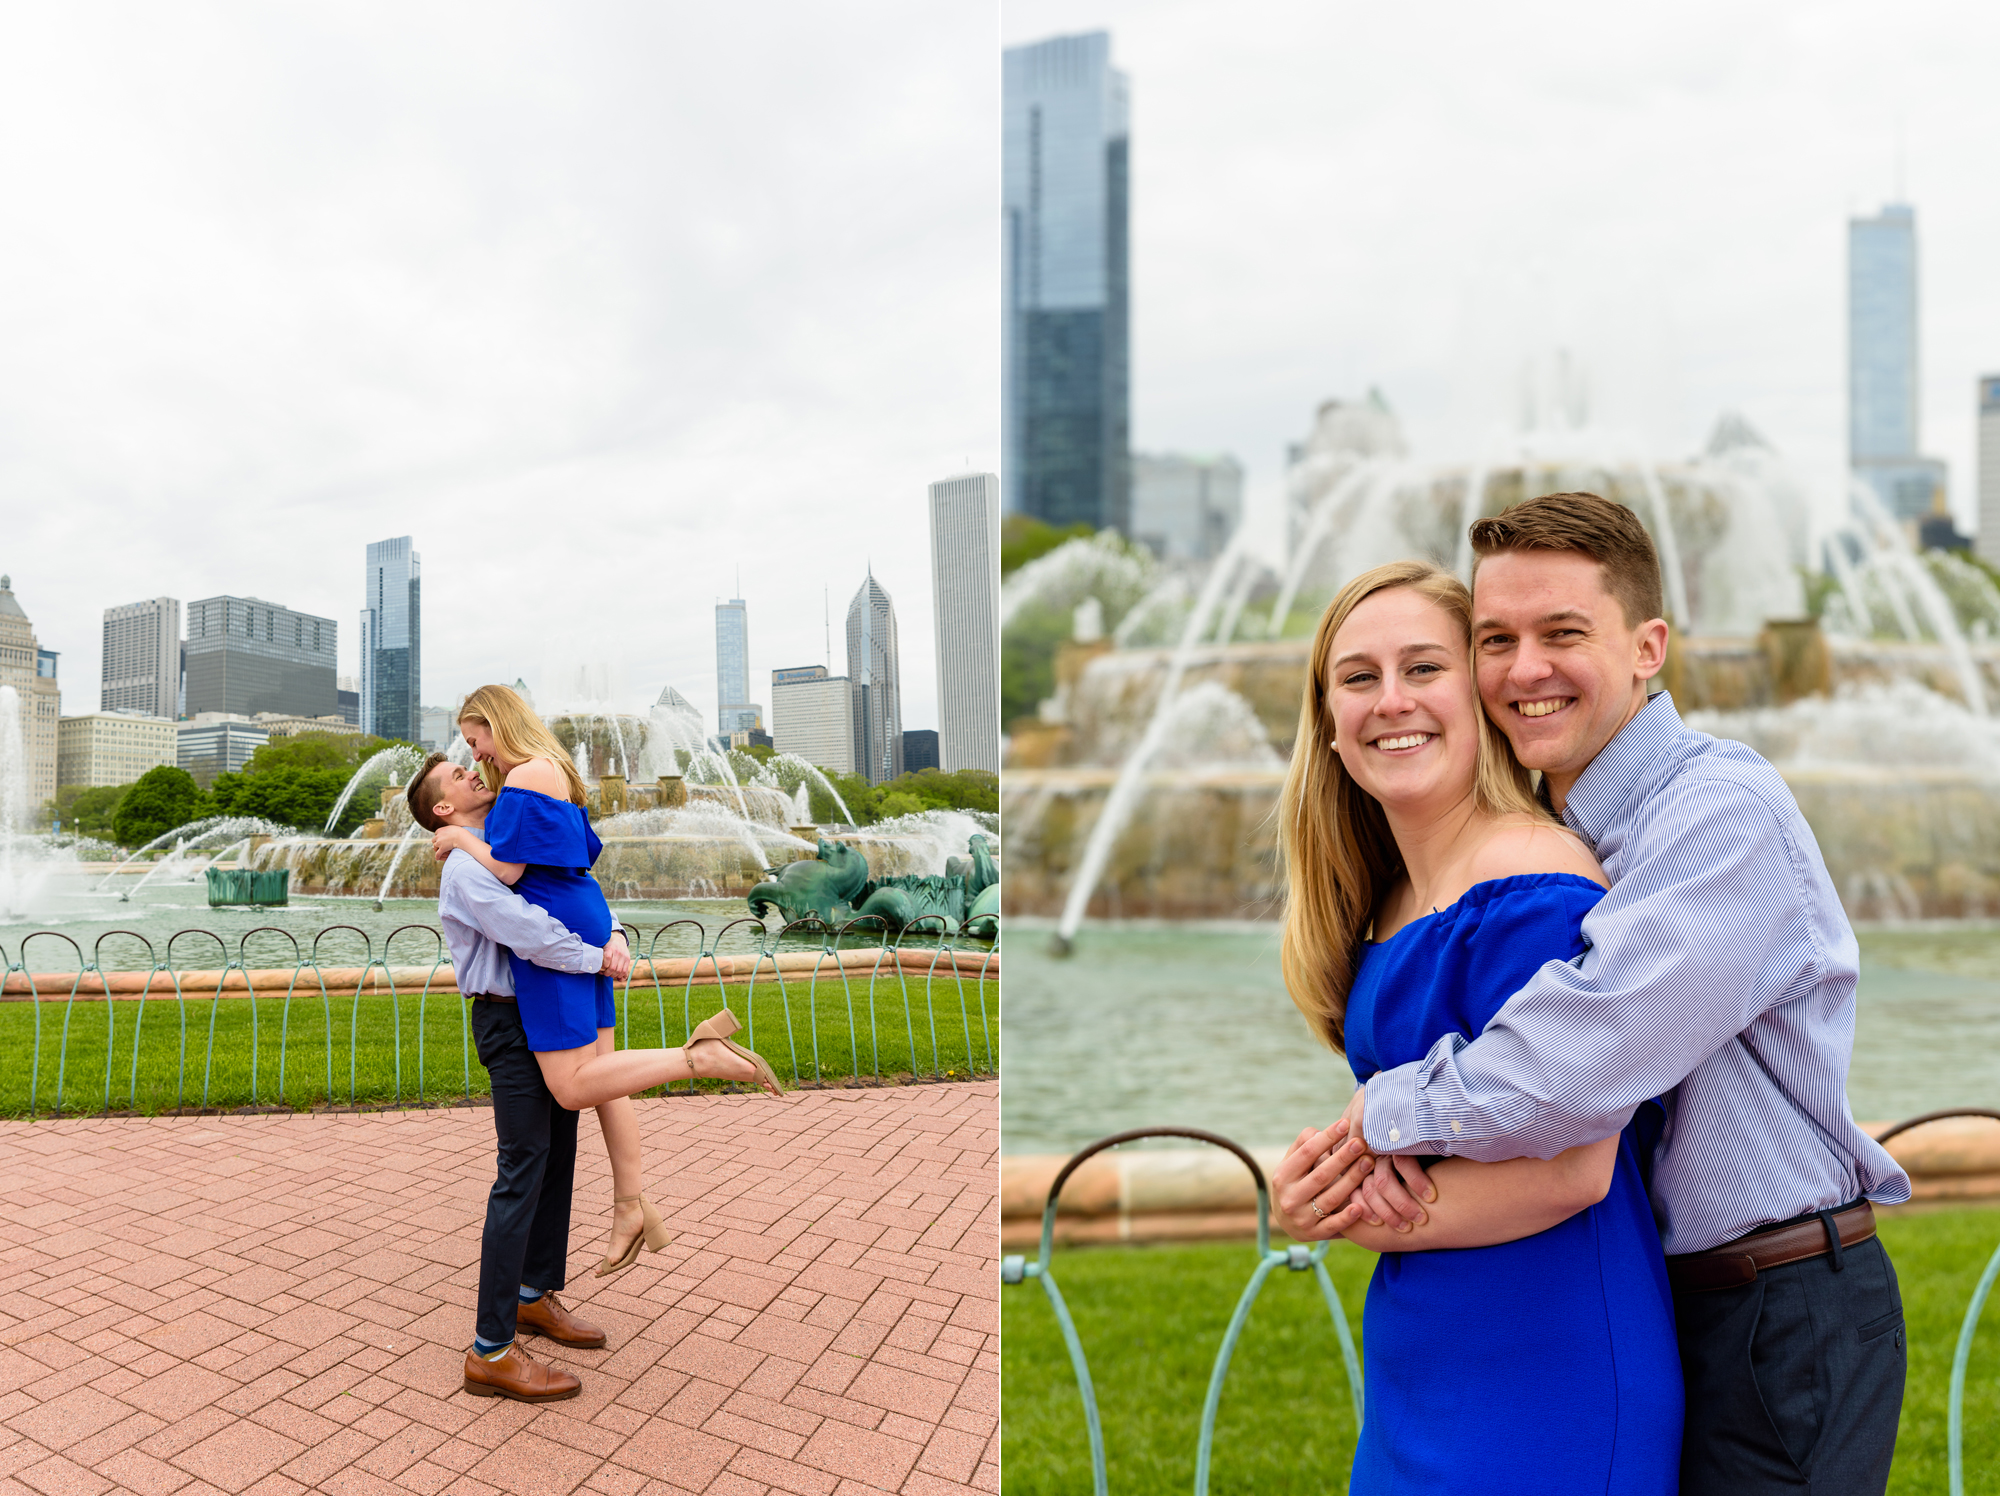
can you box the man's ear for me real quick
[431,799,453,824]
[1634,618,1669,681]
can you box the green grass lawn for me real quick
[1002,1211,2000,1494]
[0,972,996,1117]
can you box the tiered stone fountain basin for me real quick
[258,778,957,904]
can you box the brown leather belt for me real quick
[469,992,515,1004]
[1666,1200,1876,1293]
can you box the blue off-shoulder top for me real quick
[485,784,603,873]
[481,785,615,1051]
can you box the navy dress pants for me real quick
[1676,1234,1905,1495]
[471,999,577,1347]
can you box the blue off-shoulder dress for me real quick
[1344,874,1681,1495]
[485,786,616,1052]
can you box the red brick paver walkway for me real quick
[0,1082,998,1496]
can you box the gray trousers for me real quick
[1675,1233,1905,1494]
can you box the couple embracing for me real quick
[1272,492,1910,1494]
[404,684,784,1402]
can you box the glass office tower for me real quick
[715,598,760,735]
[1849,204,1946,521]
[185,597,337,718]
[360,537,422,743]
[1003,30,1130,533]
[845,571,902,785]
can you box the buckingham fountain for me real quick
[1002,375,2000,938]
[47,684,997,935]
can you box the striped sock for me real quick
[518,1287,544,1304]
[473,1337,511,1359]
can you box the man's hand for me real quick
[601,931,633,982]
[1337,1083,1436,1231]
[1272,1119,1377,1241]
[431,824,477,863]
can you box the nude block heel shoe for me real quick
[595,1192,672,1278]
[688,1008,786,1097]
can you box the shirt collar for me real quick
[1557,690,1682,848]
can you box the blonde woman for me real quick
[430,684,782,1278]
[1267,562,1680,1492]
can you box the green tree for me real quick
[111,766,208,848]
[243,733,396,776]
[52,784,129,839]
[209,765,354,833]
[1002,514,1092,576]
[811,767,997,826]
[1001,603,1073,730]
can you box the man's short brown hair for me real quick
[405,752,454,833]
[1468,491,1666,627]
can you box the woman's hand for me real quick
[601,931,633,982]
[431,824,479,863]
[1272,1119,1380,1241]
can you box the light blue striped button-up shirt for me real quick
[1362,691,1911,1255]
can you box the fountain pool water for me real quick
[1000,922,2000,1155]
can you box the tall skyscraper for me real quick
[0,576,60,811]
[102,598,181,720]
[1131,453,1243,561]
[184,597,336,719]
[360,537,422,743]
[770,665,857,774]
[1848,204,1947,522]
[928,473,1000,774]
[1003,31,1130,533]
[714,597,761,735]
[845,571,902,785]
[1980,376,2000,568]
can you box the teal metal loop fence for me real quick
[1870,1109,2000,1496]
[1000,1126,1366,1496]
[3,918,996,1120]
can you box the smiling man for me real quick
[1339,492,1911,1493]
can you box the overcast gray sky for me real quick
[1004,0,2000,535]
[1,2,997,730]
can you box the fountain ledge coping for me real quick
[999,1120,2000,1245]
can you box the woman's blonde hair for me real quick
[1278,560,1545,1053]
[457,684,589,806]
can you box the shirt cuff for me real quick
[1362,1063,1421,1153]
[583,946,604,974]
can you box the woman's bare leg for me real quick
[535,1032,758,1112]
[592,1030,647,1260]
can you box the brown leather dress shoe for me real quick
[516,1291,607,1348]
[462,1341,580,1402]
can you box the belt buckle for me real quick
[1706,1253,1758,1290]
